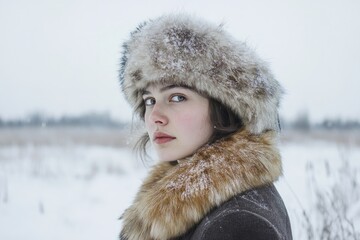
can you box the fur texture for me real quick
[120,130,282,240]
[120,14,283,134]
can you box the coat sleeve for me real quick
[195,210,283,240]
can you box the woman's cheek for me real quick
[176,112,198,130]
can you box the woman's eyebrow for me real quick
[142,85,191,96]
[141,89,151,96]
[160,85,180,92]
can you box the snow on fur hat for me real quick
[119,14,283,134]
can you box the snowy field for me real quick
[0,127,359,240]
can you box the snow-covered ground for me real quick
[0,128,359,239]
[278,140,360,239]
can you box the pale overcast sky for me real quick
[1,0,359,123]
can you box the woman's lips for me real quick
[153,132,176,144]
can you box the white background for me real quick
[1,0,360,123]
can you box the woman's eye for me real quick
[170,95,186,102]
[144,98,155,106]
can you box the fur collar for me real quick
[120,130,282,240]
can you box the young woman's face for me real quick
[143,84,213,162]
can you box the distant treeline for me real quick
[0,112,126,128]
[1,111,359,130]
[281,112,360,131]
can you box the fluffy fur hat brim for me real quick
[120,14,283,134]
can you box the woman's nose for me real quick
[148,103,168,126]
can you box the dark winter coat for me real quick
[120,130,292,240]
[174,184,292,240]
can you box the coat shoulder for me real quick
[179,184,292,240]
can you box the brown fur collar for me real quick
[120,130,282,240]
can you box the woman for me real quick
[119,14,292,240]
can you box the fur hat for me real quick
[119,14,283,134]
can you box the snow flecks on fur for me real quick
[166,159,214,200]
[151,25,207,73]
[164,26,205,56]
